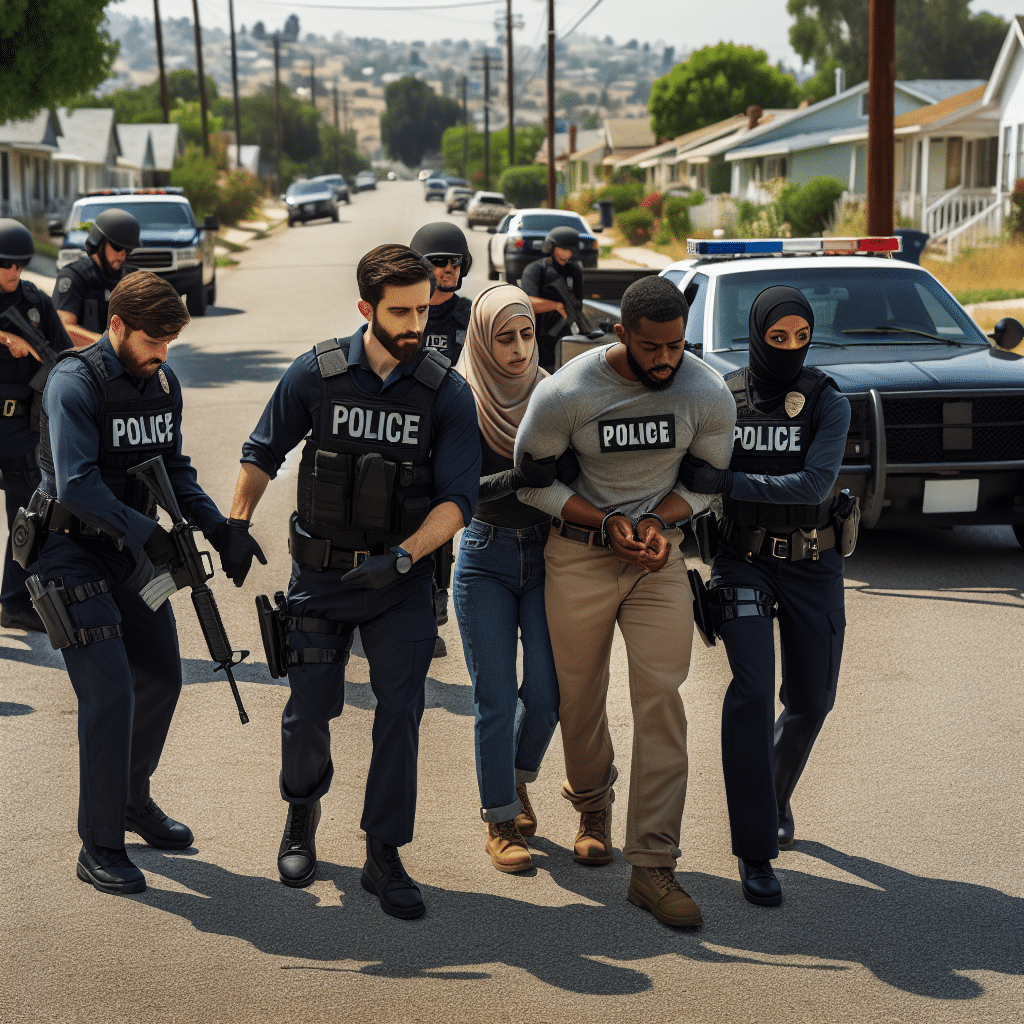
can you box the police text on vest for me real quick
[110,412,175,447]
[332,402,420,447]
[734,424,801,452]
[598,415,676,453]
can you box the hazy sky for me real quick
[111,0,1023,69]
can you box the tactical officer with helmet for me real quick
[520,225,585,372]
[0,219,73,630]
[228,244,480,920]
[680,285,855,909]
[409,221,476,654]
[53,208,140,348]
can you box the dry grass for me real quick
[922,242,1024,302]
[967,305,1024,334]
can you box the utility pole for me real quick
[272,33,282,187]
[546,0,556,208]
[342,93,349,135]
[190,0,210,156]
[461,76,468,178]
[153,0,169,123]
[310,57,316,108]
[867,0,896,236]
[506,0,515,168]
[333,80,340,130]
[484,53,490,189]
[228,0,242,173]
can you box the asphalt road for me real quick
[1,181,1021,1024]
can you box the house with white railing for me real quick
[0,110,62,219]
[984,16,1024,249]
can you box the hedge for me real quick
[616,207,654,246]
[596,182,644,213]
[497,164,549,208]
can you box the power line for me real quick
[239,0,499,10]
[558,0,606,41]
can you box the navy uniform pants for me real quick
[280,558,436,848]
[1,454,40,616]
[713,545,845,862]
[36,533,182,852]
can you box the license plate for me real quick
[304,204,314,213]
[922,478,979,513]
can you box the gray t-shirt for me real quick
[514,344,736,519]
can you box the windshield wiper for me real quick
[840,325,962,346]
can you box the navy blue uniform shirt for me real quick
[40,334,223,556]
[422,292,471,364]
[242,325,481,526]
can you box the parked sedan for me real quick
[466,191,511,229]
[445,185,475,212]
[487,209,598,284]
[424,177,449,202]
[311,173,351,203]
[354,170,377,191]
[284,179,339,225]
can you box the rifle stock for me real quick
[547,271,593,338]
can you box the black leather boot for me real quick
[773,707,827,850]
[777,802,795,847]
[77,845,146,895]
[738,858,782,906]
[361,835,425,919]
[126,798,194,850]
[277,800,321,888]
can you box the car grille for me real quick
[883,394,1024,463]
[127,249,173,270]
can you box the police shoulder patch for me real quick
[157,368,170,394]
[784,391,805,418]
[27,308,41,324]
[58,276,72,294]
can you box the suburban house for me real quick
[116,123,184,187]
[0,109,62,220]
[983,16,1024,242]
[55,107,138,197]
[556,118,655,193]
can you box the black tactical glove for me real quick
[211,518,267,587]
[555,446,581,484]
[340,552,404,590]
[143,524,177,570]
[518,452,558,488]
[678,453,734,496]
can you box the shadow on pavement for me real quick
[133,840,1020,999]
[203,306,244,317]
[165,343,290,388]
[0,701,34,716]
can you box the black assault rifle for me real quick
[0,304,60,393]
[127,456,250,724]
[547,271,594,339]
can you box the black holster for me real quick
[708,583,776,635]
[11,506,41,569]
[26,574,121,650]
[688,569,717,648]
[690,508,719,567]
[433,538,454,590]
[831,488,861,557]
[256,591,290,678]
[255,590,354,678]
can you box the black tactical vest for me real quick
[723,365,838,529]
[0,281,48,403]
[61,258,111,333]
[38,342,178,511]
[295,338,451,551]
[422,294,471,364]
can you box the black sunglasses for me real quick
[426,254,463,268]
[107,243,130,255]
[0,259,30,270]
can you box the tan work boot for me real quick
[514,783,537,837]
[573,806,613,865]
[486,820,533,873]
[627,865,703,927]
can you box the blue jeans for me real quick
[453,520,560,823]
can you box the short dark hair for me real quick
[107,270,190,336]
[620,275,689,334]
[357,244,432,308]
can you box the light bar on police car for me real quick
[686,237,901,256]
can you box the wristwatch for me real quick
[391,545,413,574]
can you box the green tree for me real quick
[170,99,224,150]
[440,124,545,186]
[0,0,118,121]
[649,44,799,139]
[65,71,221,126]
[170,146,220,219]
[380,78,462,168]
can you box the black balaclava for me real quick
[747,285,814,409]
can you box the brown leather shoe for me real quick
[627,865,703,927]
[486,820,533,873]
[573,806,613,865]
[514,783,537,837]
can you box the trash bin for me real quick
[594,200,615,230]
[893,228,929,264]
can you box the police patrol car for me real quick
[661,236,1024,545]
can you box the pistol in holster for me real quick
[256,591,290,679]
[690,508,719,567]
[26,574,121,650]
[831,488,861,557]
[687,569,717,648]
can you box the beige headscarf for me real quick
[455,284,547,459]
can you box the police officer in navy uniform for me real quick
[679,286,852,908]
[53,208,140,348]
[0,219,73,630]
[520,225,585,372]
[408,222,475,655]
[226,244,480,919]
[31,271,254,895]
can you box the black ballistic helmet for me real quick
[85,207,141,256]
[542,225,581,256]
[0,218,35,262]
[409,221,472,288]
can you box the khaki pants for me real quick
[544,527,693,868]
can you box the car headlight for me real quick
[177,246,201,267]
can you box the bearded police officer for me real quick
[409,222,474,655]
[0,219,73,630]
[520,226,585,372]
[54,208,140,348]
[679,285,852,908]
[29,271,252,895]
[227,244,480,919]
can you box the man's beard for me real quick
[374,318,423,363]
[436,283,458,293]
[626,343,682,391]
[97,246,123,288]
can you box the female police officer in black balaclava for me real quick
[679,285,852,908]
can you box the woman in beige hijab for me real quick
[453,284,578,874]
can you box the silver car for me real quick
[466,191,511,229]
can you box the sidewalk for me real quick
[600,246,674,270]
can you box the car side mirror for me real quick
[684,342,704,356]
[487,226,497,234]
[592,225,603,233]
[203,215,220,232]
[990,317,1024,350]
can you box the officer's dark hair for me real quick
[619,275,689,335]
[357,244,432,309]
[107,271,190,337]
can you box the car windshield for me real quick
[479,196,507,205]
[519,214,586,233]
[711,265,988,350]
[288,181,329,196]
[73,201,194,229]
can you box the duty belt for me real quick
[28,492,104,538]
[722,517,836,562]
[288,517,388,571]
[2,399,29,418]
[550,517,609,548]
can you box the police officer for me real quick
[679,285,852,908]
[409,222,474,654]
[53,208,140,348]
[227,244,480,919]
[31,271,252,895]
[520,225,585,372]
[0,219,73,630]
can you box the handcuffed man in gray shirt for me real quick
[514,275,735,928]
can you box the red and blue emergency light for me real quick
[686,237,902,256]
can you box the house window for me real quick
[1004,126,1013,188]
[860,92,869,117]
[977,137,997,187]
